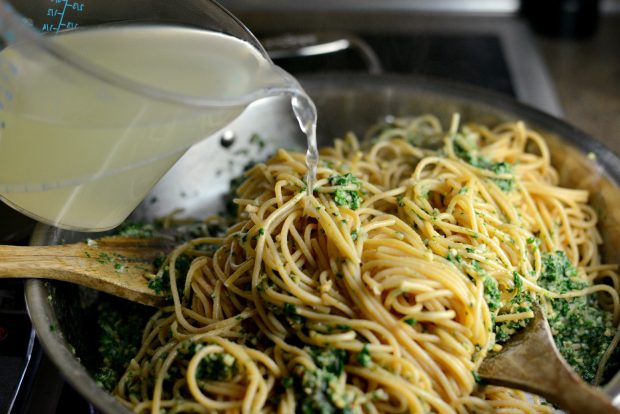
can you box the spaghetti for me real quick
[113,114,620,413]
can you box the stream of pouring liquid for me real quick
[292,94,319,194]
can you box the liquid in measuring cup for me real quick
[0,25,314,231]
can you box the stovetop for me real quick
[272,34,517,97]
[0,11,561,414]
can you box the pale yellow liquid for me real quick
[0,26,299,230]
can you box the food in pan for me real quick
[98,114,619,413]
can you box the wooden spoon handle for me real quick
[0,239,169,307]
[0,244,90,278]
[554,373,620,414]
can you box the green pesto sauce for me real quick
[490,251,617,383]
[195,351,238,381]
[483,275,501,312]
[538,251,616,383]
[495,289,535,343]
[162,342,238,385]
[147,253,192,298]
[495,251,616,383]
[115,222,155,238]
[289,347,354,414]
[356,344,371,367]
[328,173,362,210]
[452,135,515,192]
[93,299,150,390]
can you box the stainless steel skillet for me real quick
[24,74,620,413]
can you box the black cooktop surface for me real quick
[272,34,515,97]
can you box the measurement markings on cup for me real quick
[42,0,85,33]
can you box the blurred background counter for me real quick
[537,14,620,155]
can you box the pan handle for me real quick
[261,32,383,74]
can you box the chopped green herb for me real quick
[310,346,348,375]
[357,344,371,367]
[282,302,304,324]
[94,366,117,391]
[284,348,355,412]
[94,299,150,391]
[148,276,166,295]
[328,173,362,210]
[512,271,523,293]
[447,250,462,264]
[196,352,238,381]
[116,222,154,238]
[295,368,350,414]
[526,236,539,245]
[539,251,617,383]
[281,376,294,388]
[494,289,534,343]
[96,253,112,264]
[472,370,483,384]
[350,229,358,241]
[483,276,500,311]
[147,254,192,298]
[249,133,266,149]
[452,136,515,192]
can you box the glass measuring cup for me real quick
[0,0,305,231]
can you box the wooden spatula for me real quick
[0,236,176,307]
[478,304,620,413]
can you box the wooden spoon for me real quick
[0,236,176,307]
[478,304,620,413]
